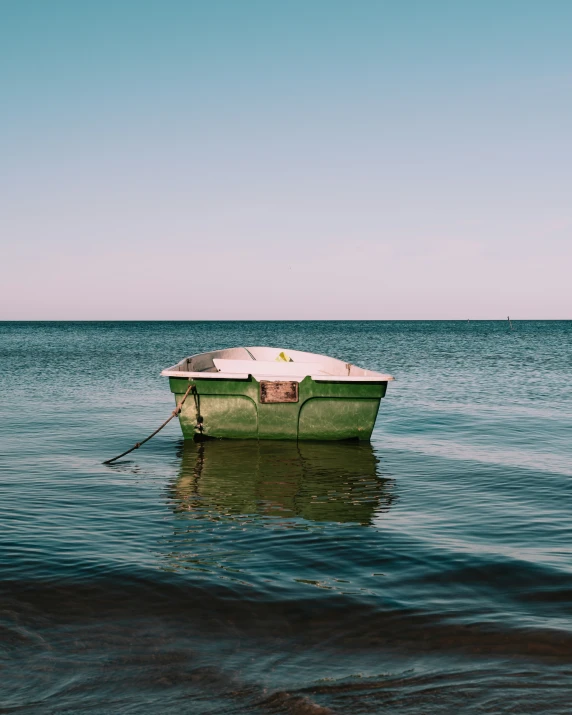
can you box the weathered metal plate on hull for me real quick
[260,380,299,403]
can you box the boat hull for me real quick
[169,375,388,441]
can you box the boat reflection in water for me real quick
[170,440,395,525]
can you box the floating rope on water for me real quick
[103,382,195,465]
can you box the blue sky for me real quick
[1,0,571,319]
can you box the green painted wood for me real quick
[298,397,381,440]
[170,375,388,441]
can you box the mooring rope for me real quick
[103,382,195,465]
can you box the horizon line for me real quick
[1,318,570,323]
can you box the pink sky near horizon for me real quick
[1,1,571,320]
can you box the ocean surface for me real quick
[1,320,571,714]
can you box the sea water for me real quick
[1,321,571,713]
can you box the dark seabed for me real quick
[1,321,572,714]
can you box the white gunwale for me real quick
[161,346,393,383]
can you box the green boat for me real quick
[162,346,393,441]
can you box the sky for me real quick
[1,0,571,319]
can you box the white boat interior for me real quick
[161,347,394,383]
